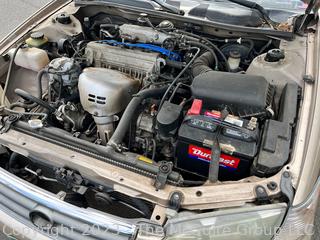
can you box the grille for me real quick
[88,94,107,105]
[0,168,136,240]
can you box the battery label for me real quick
[188,145,240,170]
[205,111,244,127]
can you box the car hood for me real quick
[76,0,318,27]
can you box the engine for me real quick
[5,13,299,184]
[84,41,164,81]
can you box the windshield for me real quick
[237,0,307,12]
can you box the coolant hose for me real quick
[108,86,168,148]
[37,69,48,99]
[14,88,56,113]
[192,51,216,77]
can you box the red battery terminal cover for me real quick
[187,99,203,116]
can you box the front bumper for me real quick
[0,165,319,240]
[0,167,137,240]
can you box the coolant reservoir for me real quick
[246,49,304,104]
[247,49,304,88]
[9,47,50,72]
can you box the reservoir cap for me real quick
[31,32,45,40]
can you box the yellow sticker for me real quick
[138,156,153,164]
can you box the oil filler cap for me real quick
[265,49,285,62]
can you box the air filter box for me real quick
[191,71,274,115]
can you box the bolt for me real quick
[283,171,291,178]
[160,162,171,173]
[172,193,180,200]
[267,181,278,191]
[36,169,42,175]
[257,186,265,193]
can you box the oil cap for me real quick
[265,49,285,62]
[56,12,71,25]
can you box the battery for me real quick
[175,113,259,181]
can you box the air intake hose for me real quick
[192,51,216,77]
[108,86,168,148]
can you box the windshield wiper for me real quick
[226,0,278,29]
[150,0,184,15]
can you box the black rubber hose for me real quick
[14,88,56,113]
[187,41,219,70]
[108,86,168,148]
[8,152,19,173]
[37,69,48,99]
[158,47,200,110]
[175,30,231,72]
[192,51,216,77]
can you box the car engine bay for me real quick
[0,2,308,223]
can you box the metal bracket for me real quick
[154,161,173,190]
[0,115,21,134]
[255,185,271,204]
[280,171,294,205]
[55,167,88,195]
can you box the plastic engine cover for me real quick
[78,68,140,117]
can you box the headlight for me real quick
[274,177,320,240]
[163,177,320,240]
[164,204,287,240]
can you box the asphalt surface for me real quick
[0,0,50,40]
[0,1,50,239]
[0,1,319,240]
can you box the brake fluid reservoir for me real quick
[26,32,48,48]
[228,50,241,72]
[9,46,50,72]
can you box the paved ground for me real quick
[0,0,50,40]
[0,1,50,239]
[0,1,319,240]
